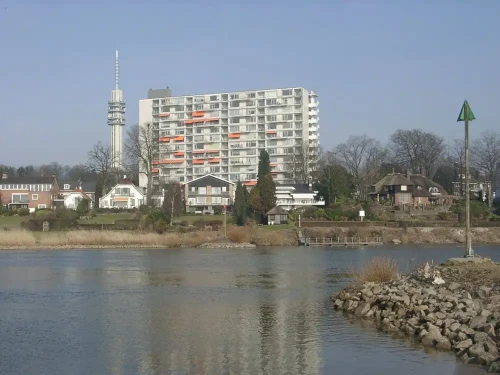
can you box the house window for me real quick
[212,187,221,195]
[222,186,227,192]
[12,194,28,203]
[38,204,46,209]
[32,194,38,200]
[198,187,207,195]
[64,184,70,190]
[401,185,407,191]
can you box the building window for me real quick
[212,187,221,195]
[198,187,207,195]
[38,204,47,209]
[32,194,38,200]
[222,186,227,192]
[401,185,407,191]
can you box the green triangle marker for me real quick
[457,100,476,122]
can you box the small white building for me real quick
[99,181,145,209]
[275,184,325,211]
[64,189,94,210]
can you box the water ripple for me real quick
[0,245,498,375]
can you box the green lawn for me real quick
[0,215,25,227]
[179,214,227,223]
[77,213,136,224]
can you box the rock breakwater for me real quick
[331,258,500,373]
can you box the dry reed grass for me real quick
[0,229,221,249]
[226,226,251,243]
[353,256,399,283]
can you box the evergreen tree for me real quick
[233,180,248,226]
[252,149,277,223]
[242,184,250,216]
[257,173,276,213]
[257,150,271,180]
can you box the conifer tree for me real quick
[233,180,248,226]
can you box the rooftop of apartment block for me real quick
[143,87,317,101]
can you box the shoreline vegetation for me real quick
[3,226,500,249]
[332,257,500,373]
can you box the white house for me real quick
[99,181,145,209]
[275,183,325,211]
[64,189,94,210]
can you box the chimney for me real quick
[392,168,395,174]
[2,172,7,180]
[406,169,411,180]
[308,177,312,191]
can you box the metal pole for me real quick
[223,205,227,238]
[464,109,473,257]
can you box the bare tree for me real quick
[472,130,500,208]
[87,142,115,197]
[284,141,316,183]
[124,123,156,207]
[389,129,445,177]
[162,182,184,225]
[449,139,465,196]
[334,135,386,200]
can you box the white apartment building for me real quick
[138,87,319,191]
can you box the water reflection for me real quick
[0,246,498,374]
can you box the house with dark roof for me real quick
[369,171,451,206]
[0,172,59,212]
[275,183,325,210]
[183,174,235,214]
[56,178,98,209]
[265,206,288,225]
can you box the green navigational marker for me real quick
[457,100,476,258]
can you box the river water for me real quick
[0,245,498,375]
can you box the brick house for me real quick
[0,173,60,212]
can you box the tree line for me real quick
[284,129,500,208]
[2,126,500,209]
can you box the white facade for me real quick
[99,183,144,209]
[64,190,94,210]
[275,184,325,211]
[138,87,319,191]
[108,50,126,170]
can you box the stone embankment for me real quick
[331,258,500,373]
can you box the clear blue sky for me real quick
[1,0,499,166]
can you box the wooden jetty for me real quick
[298,232,382,247]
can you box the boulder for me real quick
[354,303,371,318]
[469,315,487,329]
[478,352,498,366]
[454,339,473,350]
[448,282,461,291]
[435,338,452,350]
[468,343,486,359]
[488,361,500,373]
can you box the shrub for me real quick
[180,220,189,226]
[139,214,153,231]
[154,218,169,234]
[354,257,399,283]
[213,206,223,215]
[18,208,30,216]
[226,226,249,243]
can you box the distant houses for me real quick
[368,171,454,206]
[0,173,97,212]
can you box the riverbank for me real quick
[331,258,500,373]
[0,228,297,249]
[304,226,500,244]
[4,226,500,249]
